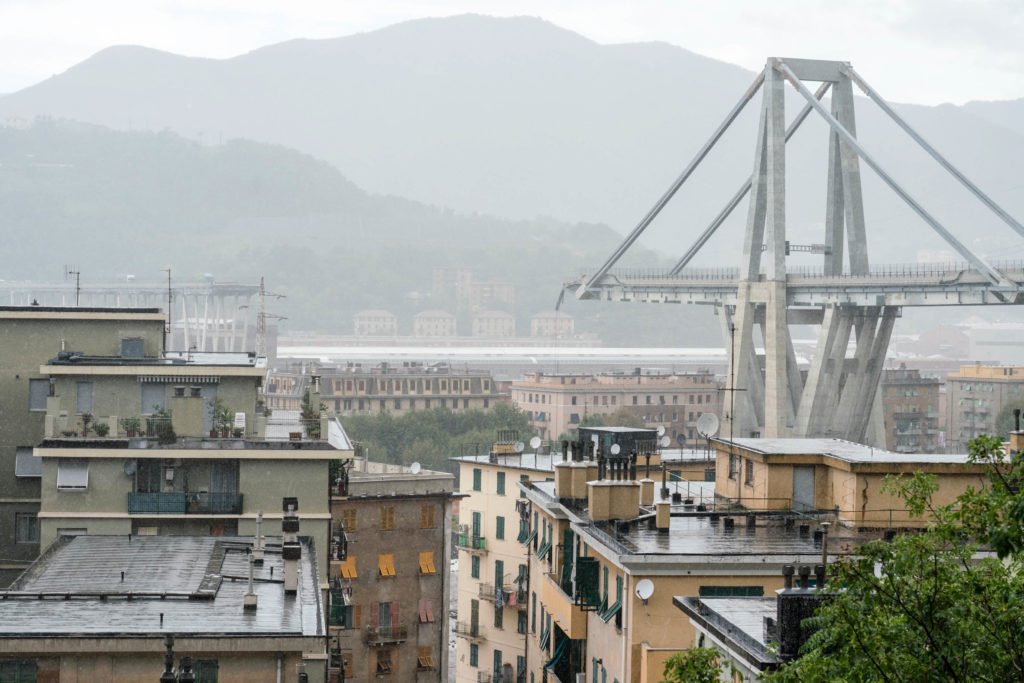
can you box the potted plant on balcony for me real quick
[120,416,142,437]
[93,422,110,437]
[79,412,93,437]
[207,398,234,437]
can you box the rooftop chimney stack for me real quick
[253,509,265,565]
[282,498,301,595]
[777,565,829,660]
[244,549,258,610]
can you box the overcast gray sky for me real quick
[1,0,1022,105]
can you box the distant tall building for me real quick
[328,459,456,682]
[511,371,723,442]
[414,310,457,337]
[881,365,942,453]
[945,364,1024,452]
[530,311,573,338]
[354,310,398,336]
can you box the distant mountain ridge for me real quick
[3,15,1024,268]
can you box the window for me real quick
[497,471,506,495]
[419,551,436,574]
[339,556,357,579]
[745,459,755,486]
[520,474,530,498]
[421,505,435,529]
[194,659,218,683]
[15,513,39,544]
[496,516,505,540]
[29,379,49,410]
[494,600,504,628]
[494,649,503,680]
[571,396,577,405]
[340,508,357,531]
[75,381,93,414]
[517,610,527,634]
[531,591,537,632]
[471,555,480,578]
[56,458,89,490]
[14,447,41,478]
[339,653,353,679]
[417,646,435,671]
[473,468,482,491]
[418,598,435,623]
[381,506,395,530]
[470,644,479,667]
[378,553,396,577]
[570,413,580,424]
[376,650,392,674]
[0,661,37,682]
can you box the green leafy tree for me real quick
[766,434,1024,682]
[661,647,733,683]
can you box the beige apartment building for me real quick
[414,310,457,337]
[945,364,1024,452]
[268,361,502,416]
[353,310,398,337]
[529,311,573,338]
[327,460,457,682]
[512,371,723,442]
[472,310,516,338]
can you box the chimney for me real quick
[655,499,670,533]
[282,498,301,595]
[253,509,265,565]
[1011,409,1024,454]
[244,549,258,610]
[777,565,829,660]
[639,477,655,506]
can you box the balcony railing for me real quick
[457,534,487,551]
[365,624,408,646]
[454,621,483,639]
[128,492,243,515]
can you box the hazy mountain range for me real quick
[2,14,1024,338]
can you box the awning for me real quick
[56,458,88,489]
[15,447,41,477]
[543,637,569,670]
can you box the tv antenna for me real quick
[63,265,80,306]
[162,268,173,337]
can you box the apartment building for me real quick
[354,310,398,337]
[267,362,502,416]
[0,306,168,586]
[451,442,561,683]
[945,364,1024,452]
[327,460,457,682]
[512,371,723,442]
[414,310,457,337]
[0,533,326,683]
[880,365,942,453]
[529,311,573,339]
[472,310,516,338]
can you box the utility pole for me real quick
[64,266,80,306]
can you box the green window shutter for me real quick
[496,516,505,540]
[520,474,529,498]
[472,468,481,491]
[495,559,504,587]
[497,471,506,494]
[471,555,480,579]
[470,644,478,667]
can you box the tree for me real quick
[994,398,1024,438]
[661,647,733,683]
[766,435,1024,682]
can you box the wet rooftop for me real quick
[721,437,969,464]
[0,535,322,637]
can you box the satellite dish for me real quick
[635,579,655,604]
[529,436,542,449]
[410,462,421,474]
[696,413,720,439]
[610,444,621,455]
[660,436,671,448]
[656,425,666,437]
[514,441,526,453]
[123,459,137,476]
[676,433,687,446]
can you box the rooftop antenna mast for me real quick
[161,268,173,339]
[63,265,80,306]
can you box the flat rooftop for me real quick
[673,595,778,667]
[47,350,264,368]
[720,438,969,464]
[453,447,715,471]
[1,535,322,637]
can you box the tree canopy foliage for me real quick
[340,403,533,475]
[766,434,1024,682]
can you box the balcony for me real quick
[365,624,408,646]
[128,492,243,515]
[457,534,487,552]
[453,621,483,640]
[540,571,588,639]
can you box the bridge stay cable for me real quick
[669,81,832,276]
[774,59,1010,288]
[577,68,767,297]
[844,66,1024,242]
